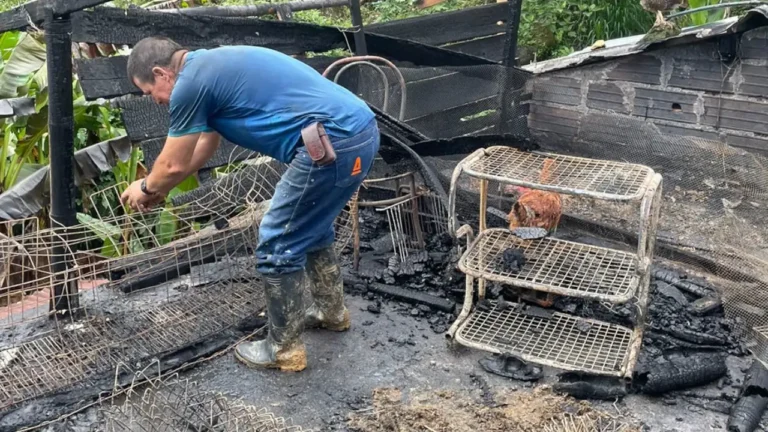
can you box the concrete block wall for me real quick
[527,27,768,158]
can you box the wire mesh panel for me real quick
[0,281,262,412]
[455,299,633,376]
[459,229,639,303]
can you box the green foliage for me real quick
[0,30,128,196]
[519,0,654,61]
[682,0,725,26]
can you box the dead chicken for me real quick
[502,158,562,308]
[504,158,563,233]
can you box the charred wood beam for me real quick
[0,98,35,118]
[348,0,367,55]
[342,274,455,312]
[501,0,523,67]
[46,14,79,315]
[0,0,111,33]
[70,7,346,52]
[361,32,495,67]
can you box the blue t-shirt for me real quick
[168,46,375,163]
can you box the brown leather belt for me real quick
[300,122,336,166]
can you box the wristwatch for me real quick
[140,178,156,195]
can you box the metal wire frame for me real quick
[458,229,640,303]
[352,171,423,269]
[0,153,358,328]
[446,144,663,378]
[0,217,57,327]
[379,192,450,262]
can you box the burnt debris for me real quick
[727,360,768,432]
[553,372,628,400]
[479,353,543,381]
[502,248,526,273]
[634,351,728,395]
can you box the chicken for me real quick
[640,0,688,43]
[502,158,562,308]
[505,159,562,233]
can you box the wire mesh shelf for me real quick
[463,146,654,200]
[459,228,639,303]
[455,300,634,376]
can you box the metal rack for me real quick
[446,146,663,377]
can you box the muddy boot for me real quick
[235,272,307,372]
[304,246,350,332]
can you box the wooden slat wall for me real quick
[366,3,507,62]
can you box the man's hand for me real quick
[120,179,166,213]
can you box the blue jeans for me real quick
[256,120,380,275]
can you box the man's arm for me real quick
[188,131,221,174]
[143,133,199,195]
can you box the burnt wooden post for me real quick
[349,0,368,55]
[0,0,114,316]
[502,0,523,66]
[498,0,524,135]
[46,12,80,315]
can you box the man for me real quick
[120,37,379,372]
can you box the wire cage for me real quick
[446,146,663,378]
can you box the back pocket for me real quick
[334,138,375,188]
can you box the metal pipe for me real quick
[348,0,368,55]
[46,13,80,315]
[324,56,408,121]
[157,0,368,16]
[667,1,768,19]
[335,61,390,118]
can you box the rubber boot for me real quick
[235,272,307,372]
[304,246,350,332]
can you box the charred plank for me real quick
[0,0,111,33]
[343,274,455,312]
[71,7,346,53]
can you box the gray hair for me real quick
[127,37,184,84]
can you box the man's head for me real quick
[127,37,185,105]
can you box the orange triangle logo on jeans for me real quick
[351,157,362,176]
